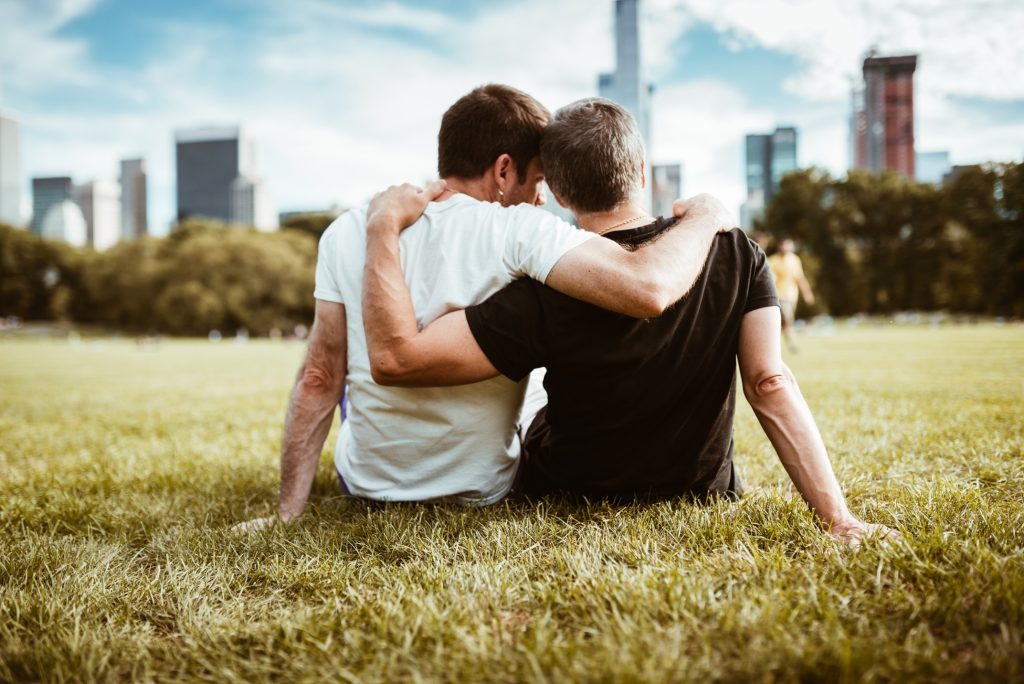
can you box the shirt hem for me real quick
[313,289,344,304]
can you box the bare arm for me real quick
[738,306,893,545]
[362,183,497,386]
[361,185,732,386]
[545,194,732,318]
[795,256,815,304]
[234,299,347,531]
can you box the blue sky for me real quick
[2,0,1022,233]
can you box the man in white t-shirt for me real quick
[234,84,731,531]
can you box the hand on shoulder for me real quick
[671,193,736,233]
[367,180,448,233]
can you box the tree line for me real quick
[0,214,334,336]
[755,162,1022,317]
[2,164,1021,336]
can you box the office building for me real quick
[598,0,654,207]
[0,113,21,226]
[916,151,951,185]
[851,52,917,178]
[175,126,255,222]
[120,158,148,238]
[32,177,74,235]
[230,174,275,230]
[652,164,682,217]
[74,179,121,250]
[40,199,87,247]
[741,127,798,229]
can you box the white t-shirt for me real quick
[314,193,595,504]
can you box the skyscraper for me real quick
[741,127,798,229]
[652,164,682,217]
[0,112,21,226]
[120,158,148,239]
[852,53,917,178]
[32,177,73,235]
[175,126,254,222]
[598,0,654,207]
[74,179,121,250]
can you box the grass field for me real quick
[1,325,1022,682]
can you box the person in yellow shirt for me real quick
[768,239,815,352]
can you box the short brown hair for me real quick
[540,97,645,214]
[437,84,550,180]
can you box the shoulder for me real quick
[503,203,574,234]
[714,228,763,261]
[319,209,365,245]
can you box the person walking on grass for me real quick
[768,238,815,352]
[234,84,730,532]
[360,98,896,546]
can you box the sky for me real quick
[1,0,1023,234]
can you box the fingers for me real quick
[423,178,448,198]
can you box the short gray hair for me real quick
[540,97,645,214]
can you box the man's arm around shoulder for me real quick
[545,194,733,318]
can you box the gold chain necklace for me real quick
[595,214,648,236]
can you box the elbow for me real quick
[299,363,344,398]
[369,352,410,386]
[628,276,672,318]
[644,285,674,317]
[742,366,794,408]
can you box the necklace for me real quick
[595,214,648,235]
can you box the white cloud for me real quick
[676,0,1024,102]
[652,79,776,213]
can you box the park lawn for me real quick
[0,326,1022,683]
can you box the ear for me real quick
[492,154,514,201]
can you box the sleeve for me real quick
[313,224,344,303]
[464,279,548,382]
[746,241,782,313]
[502,205,597,282]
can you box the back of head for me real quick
[540,97,646,214]
[437,84,550,181]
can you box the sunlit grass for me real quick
[1,325,1022,682]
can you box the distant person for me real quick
[234,84,729,532]
[360,98,894,545]
[769,238,815,352]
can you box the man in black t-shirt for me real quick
[464,224,775,500]
[360,98,895,545]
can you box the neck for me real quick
[438,176,501,204]
[574,198,653,235]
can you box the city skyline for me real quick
[2,0,1022,234]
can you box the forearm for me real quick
[278,375,343,519]
[747,370,854,529]
[544,213,719,318]
[362,217,419,375]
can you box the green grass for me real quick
[1,326,1022,683]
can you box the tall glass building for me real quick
[120,158,148,238]
[741,127,798,229]
[175,126,254,222]
[852,53,917,178]
[31,177,74,235]
[598,0,654,208]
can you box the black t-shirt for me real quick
[464,222,780,500]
